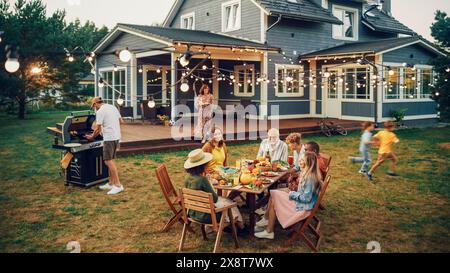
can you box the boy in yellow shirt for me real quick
[367,120,400,181]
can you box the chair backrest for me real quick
[156,165,179,214]
[320,153,332,169]
[179,188,218,229]
[301,175,331,231]
[141,100,157,120]
[120,107,134,118]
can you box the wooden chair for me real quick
[285,175,332,252]
[178,188,239,253]
[319,154,332,211]
[155,165,192,233]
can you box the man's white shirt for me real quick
[96,104,122,141]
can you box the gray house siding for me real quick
[342,102,375,117]
[96,32,168,107]
[383,44,437,65]
[170,0,262,42]
[382,101,437,118]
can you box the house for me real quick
[93,0,446,125]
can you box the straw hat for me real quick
[184,149,213,169]
[91,97,103,107]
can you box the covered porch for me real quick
[94,24,279,122]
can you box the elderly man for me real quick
[257,128,288,163]
[86,97,124,195]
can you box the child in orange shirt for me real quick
[367,120,400,181]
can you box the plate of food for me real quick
[260,171,279,177]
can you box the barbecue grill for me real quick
[47,110,109,188]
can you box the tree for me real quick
[0,0,108,119]
[430,10,450,121]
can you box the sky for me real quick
[8,0,450,42]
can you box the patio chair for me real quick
[285,175,331,252]
[178,188,239,253]
[141,100,157,122]
[119,106,134,123]
[319,154,332,211]
[155,165,193,233]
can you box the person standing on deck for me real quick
[86,97,124,195]
[194,84,214,143]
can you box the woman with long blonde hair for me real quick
[254,152,323,239]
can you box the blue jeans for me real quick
[352,150,371,172]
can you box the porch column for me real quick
[162,67,168,105]
[94,61,98,97]
[310,61,317,116]
[131,54,138,119]
[375,54,383,123]
[260,52,269,119]
[170,52,177,122]
[212,59,219,105]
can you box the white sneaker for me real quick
[256,217,269,227]
[255,208,266,216]
[99,183,113,190]
[254,230,274,240]
[107,185,124,195]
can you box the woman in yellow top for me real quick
[202,127,228,174]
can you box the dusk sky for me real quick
[9,0,450,42]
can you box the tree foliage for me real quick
[430,10,450,121]
[0,0,108,118]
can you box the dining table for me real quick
[214,170,290,237]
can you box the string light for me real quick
[148,97,156,108]
[31,66,42,74]
[98,78,105,88]
[118,47,132,62]
[5,45,20,73]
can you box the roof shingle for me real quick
[255,0,342,24]
[362,8,415,35]
[117,23,278,50]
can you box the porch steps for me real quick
[117,121,362,156]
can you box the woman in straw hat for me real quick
[184,149,248,235]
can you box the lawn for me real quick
[0,111,449,253]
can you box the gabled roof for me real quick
[300,36,447,58]
[362,8,415,35]
[93,24,279,53]
[253,0,342,24]
[163,0,185,27]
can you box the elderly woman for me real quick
[194,84,214,142]
[257,128,289,163]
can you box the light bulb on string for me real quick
[148,97,156,108]
[114,65,119,72]
[180,79,190,92]
[157,67,162,74]
[388,68,395,76]
[31,66,42,75]
[5,46,20,73]
[117,98,124,106]
[118,48,132,62]
[98,78,105,88]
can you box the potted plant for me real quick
[157,115,171,126]
[389,108,408,128]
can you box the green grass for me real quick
[0,111,449,253]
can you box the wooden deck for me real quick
[118,118,362,156]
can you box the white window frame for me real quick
[332,5,359,41]
[322,0,329,9]
[275,64,305,97]
[322,64,373,103]
[234,64,255,97]
[222,0,241,33]
[382,62,435,102]
[180,12,195,30]
[99,66,128,107]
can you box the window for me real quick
[332,6,358,41]
[322,0,329,9]
[342,67,370,100]
[100,69,127,106]
[420,68,433,99]
[383,66,435,100]
[325,69,338,99]
[403,67,418,99]
[234,64,255,97]
[181,13,195,30]
[222,0,241,32]
[384,67,401,99]
[275,65,305,97]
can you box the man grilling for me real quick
[86,97,124,195]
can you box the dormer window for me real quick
[222,0,241,32]
[332,5,359,41]
[181,12,195,30]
